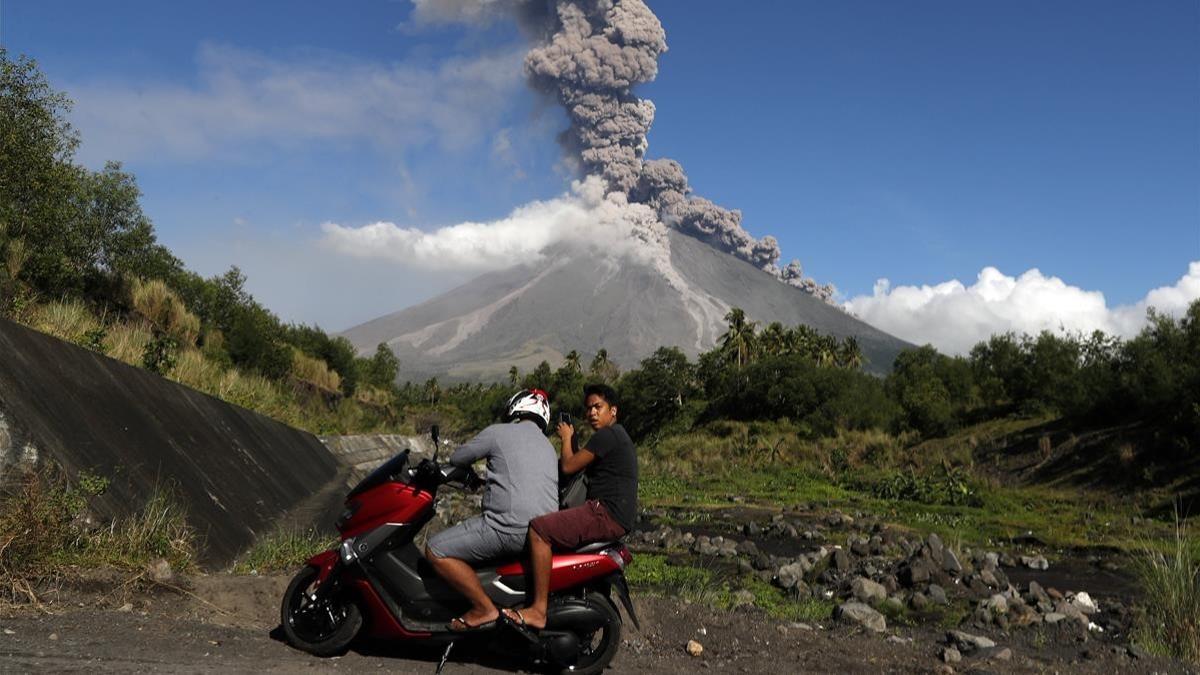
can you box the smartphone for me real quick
[559,412,572,425]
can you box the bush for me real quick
[869,466,981,507]
[1133,516,1199,663]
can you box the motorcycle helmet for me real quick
[505,388,550,431]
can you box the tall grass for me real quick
[129,278,200,346]
[0,467,195,591]
[290,348,341,393]
[104,322,153,364]
[1133,514,1200,663]
[28,300,102,344]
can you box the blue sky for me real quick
[4,1,1197,348]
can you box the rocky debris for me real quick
[685,639,703,657]
[834,602,887,632]
[850,577,887,605]
[941,646,962,663]
[149,559,174,584]
[1020,554,1050,570]
[732,589,756,607]
[947,630,996,652]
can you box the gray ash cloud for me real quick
[418,0,834,301]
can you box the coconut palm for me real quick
[719,308,759,368]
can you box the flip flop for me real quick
[448,616,497,632]
[500,608,543,631]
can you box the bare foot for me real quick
[501,607,547,630]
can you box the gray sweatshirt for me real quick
[449,420,558,534]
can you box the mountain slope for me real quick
[341,230,911,380]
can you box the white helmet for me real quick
[505,388,550,431]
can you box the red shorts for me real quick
[530,500,627,551]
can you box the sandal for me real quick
[448,615,496,632]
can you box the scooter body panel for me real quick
[339,483,434,539]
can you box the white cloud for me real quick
[67,42,525,164]
[320,176,661,272]
[844,262,1200,355]
[405,0,522,27]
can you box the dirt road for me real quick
[0,573,1187,674]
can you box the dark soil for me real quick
[0,571,1191,674]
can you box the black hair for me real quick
[583,383,619,408]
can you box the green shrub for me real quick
[1133,516,1199,663]
[869,466,981,507]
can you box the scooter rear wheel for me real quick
[281,565,362,656]
[560,592,622,675]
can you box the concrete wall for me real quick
[0,317,339,566]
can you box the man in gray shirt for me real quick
[425,389,558,631]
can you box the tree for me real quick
[719,308,759,368]
[507,366,520,387]
[618,347,699,441]
[360,343,400,390]
[588,349,620,383]
[837,336,864,370]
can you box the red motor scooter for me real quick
[280,426,638,675]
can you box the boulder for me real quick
[851,577,887,605]
[927,584,949,605]
[947,630,996,652]
[941,549,963,575]
[834,602,887,632]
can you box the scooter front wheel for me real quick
[281,565,363,656]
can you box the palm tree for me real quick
[508,366,519,387]
[759,321,787,357]
[564,350,581,375]
[719,308,759,368]
[838,336,864,370]
[423,377,440,405]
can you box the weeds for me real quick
[232,528,333,575]
[1132,512,1199,663]
[0,467,194,596]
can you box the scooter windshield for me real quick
[347,449,410,499]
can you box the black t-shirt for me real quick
[583,423,638,533]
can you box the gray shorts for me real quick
[426,515,527,562]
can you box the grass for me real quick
[0,467,195,597]
[627,554,836,622]
[231,528,334,575]
[1132,514,1200,663]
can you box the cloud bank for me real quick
[319,175,662,272]
[844,262,1200,355]
[67,42,525,163]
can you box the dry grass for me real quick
[129,278,200,346]
[0,467,195,598]
[104,322,153,365]
[290,348,341,393]
[27,300,102,344]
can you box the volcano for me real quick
[340,229,911,381]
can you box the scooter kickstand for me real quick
[435,640,455,675]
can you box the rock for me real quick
[1127,644,1149,660]
[732,589,756,607]
[851,577,888,605]
[869,535,884,556]
[735,540,759,557]
[942,549,962,575]
[941,646,962,663]
[886,635,912,645]
[1043,612,1067,624]
[1009,603,1040,626]
[832,549,852,573]
[752,554,774,571]
[49,633,58,641]
[149,558,174,584]
[742,522,761,537]
[927,584,949,605]
[947,630,996,651]
[850,538,871,557]
[881,575,899,594]
[999,552,1017,568]
[1070,592,1099,614]
[1021,554,1049,570]
[880,596,904,616]
[899,560,931,587]
[982,552,1000,571]
[983,594,1008,614]
[927,532,944,559]
[686,640,703,657]
[989,647,1013,661]
[736,559,754,575]
[910,592,930,611]
[117,603,133,613]
[834,601,887,632]
[1046,587,1064,601]
[775,562,807,590]
[979,569,999,588]
[1025,580,1049,605]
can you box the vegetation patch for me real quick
[1132,516,1200,663]
[0,467,194,598]
[231,528,334,575]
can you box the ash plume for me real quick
[414,0,834,301]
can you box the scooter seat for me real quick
[574,540,620,553]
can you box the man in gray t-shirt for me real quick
[425,389,557,631]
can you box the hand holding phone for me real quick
[558,411,572,425]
